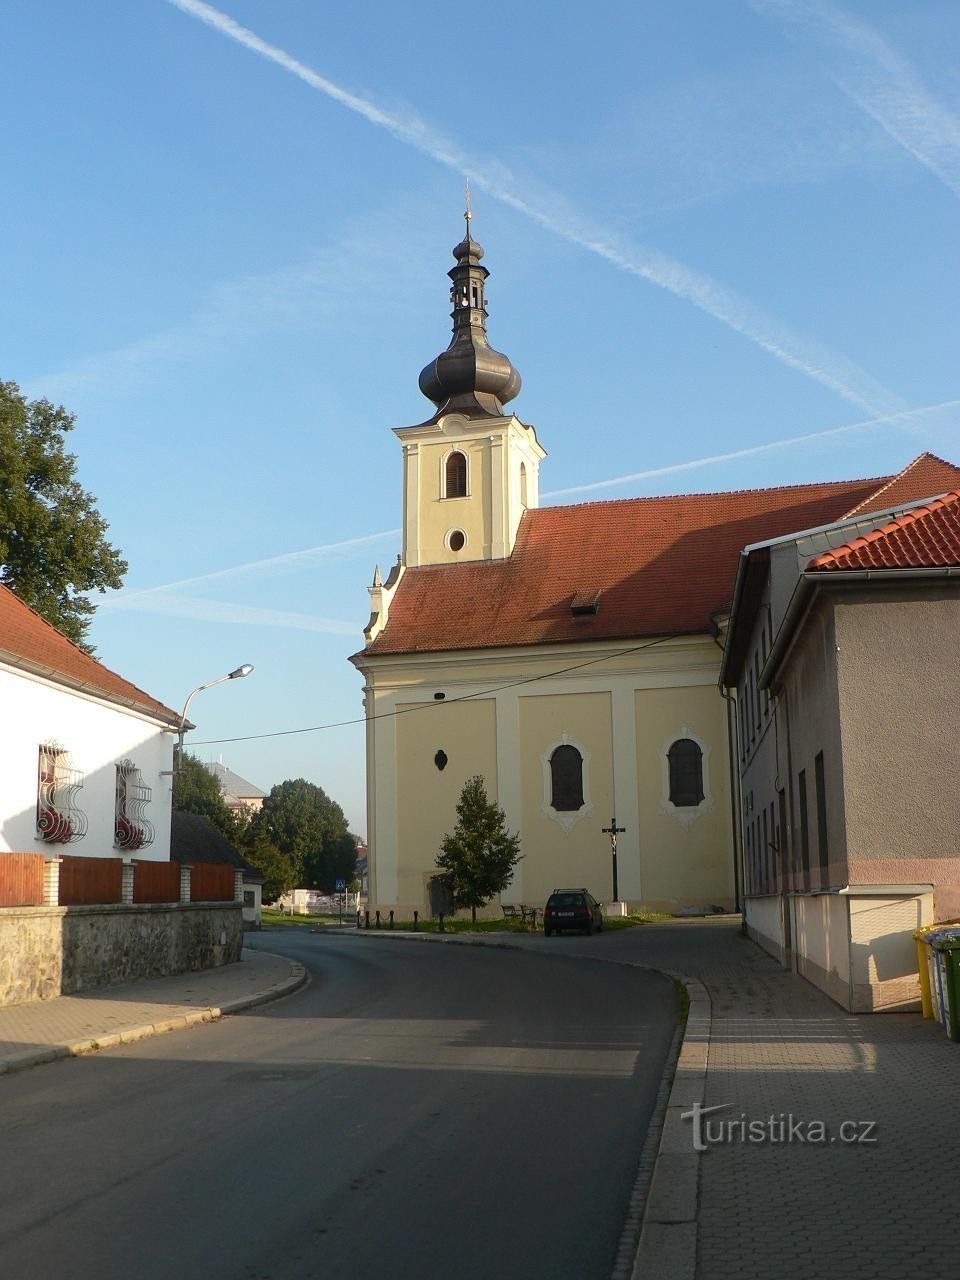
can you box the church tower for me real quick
[394,211,546,569]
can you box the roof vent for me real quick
[570,590,601,617]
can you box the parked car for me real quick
[543,888,604,936]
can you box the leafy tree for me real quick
[172,753,243,842]
[0,380,127,650]
[436,776,521,922]
[242,824,300,904]
[250,778,357,892]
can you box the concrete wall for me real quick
[834,591,960,905]
[744,894,784,962]
[847,893,931,1012]
[791,893,851,1008]
[0,902,243,1007]
[780,606,848,889]
[0,664,174,860]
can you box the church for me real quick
[350,217,960,926]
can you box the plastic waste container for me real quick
[928,931,960,1042]
[914,921,960,1019]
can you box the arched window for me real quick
[550,744,584,812]
[668,739,704,807]
[520,461,528,508]
[445,451,467,498]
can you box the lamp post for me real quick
[175,664,254,773]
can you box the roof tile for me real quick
[0,583,178,721]
[364,454,960,656]
[808,490,960,571]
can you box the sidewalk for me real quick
[0,947,306,1076]
[342,917,959,1279]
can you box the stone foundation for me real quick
[0,902,243,1007]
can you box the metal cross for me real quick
[602,817,626,903]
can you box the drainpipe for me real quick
[713,631,743,918]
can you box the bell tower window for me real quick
[445,450,467,498]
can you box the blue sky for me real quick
[3,0,958,835]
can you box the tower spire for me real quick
[418,199,521,418]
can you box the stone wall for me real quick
[0,902,243,1007]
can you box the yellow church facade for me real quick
[351,219,937,921]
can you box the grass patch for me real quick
[601,909,675,930]
[261,908,332,928]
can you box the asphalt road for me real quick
[0,932,676,1280]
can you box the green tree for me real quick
[172,753,243,842]
[0,380,127,650]
[242,824,300,904]
[250,778,357,892]
[436,775,521,922]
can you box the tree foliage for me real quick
[436,776,521,922]
[0,380,127,649]
[250,778,357,893]
[172,754,243,842]
[242,824,300,904]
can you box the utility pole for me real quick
[602,817,626,903]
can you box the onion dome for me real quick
[418,211,521,417]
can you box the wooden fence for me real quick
[133,860,181,904]
[190,863,236,902]
[0,852,45,907]
[59,855,123,905]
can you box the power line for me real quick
[189,632,688,746]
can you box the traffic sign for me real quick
[335,879,346,891]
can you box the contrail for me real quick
[99,592,359,635]
[104,400,958,622]
[115,528,401,600]
[545,398,960,498]
[164,0,901,415]
[751,0,960,199]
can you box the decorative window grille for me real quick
[37,743,88,844]
[550,744,584,812]
[445,451,467,498]
[114,760,154,851]
[667,739,704,807]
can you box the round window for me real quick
[448,529,466,552]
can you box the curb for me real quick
[630,972,709,1280]
[0,956,308,1078]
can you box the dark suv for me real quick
[543,889,604,936]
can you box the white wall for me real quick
[0,665,174,860]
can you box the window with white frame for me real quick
[667,738,704,807]
[444,450,467,498]
[550,744,584,812]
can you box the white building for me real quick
[0,583,180,867]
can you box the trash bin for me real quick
[928,931,960,1042]
[914,921,960,1020]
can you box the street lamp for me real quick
[175,664,254,771]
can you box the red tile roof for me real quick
[364,453,960,656]
[0,583,179,722]
[842,452,960,517]
[808,490,960,572]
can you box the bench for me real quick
[502,904,541,927]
